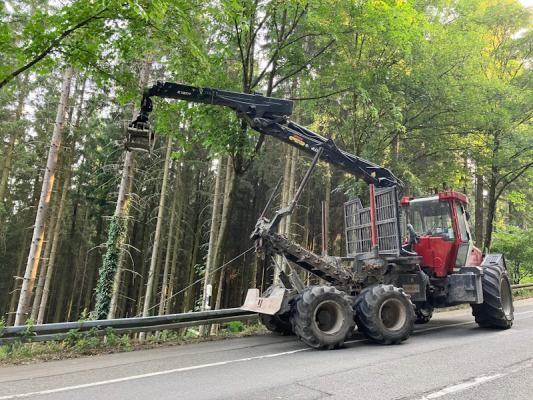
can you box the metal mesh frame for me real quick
[344,187,400,257]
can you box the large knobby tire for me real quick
[260,313,293,335]
[354,284,415,344]
[471,264,514,329]
[290,286,355,350]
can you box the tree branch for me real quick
[495,161,533,200]
[0,8,108,89]
[289,88,350,101]
[272,38,335,90]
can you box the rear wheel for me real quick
[291,286,354,349]
[471,264,514,329]
[354,284,415,344]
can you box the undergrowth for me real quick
[0,321,266,365]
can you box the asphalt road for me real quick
[1,298,533,400]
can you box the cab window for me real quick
[404,199,455,240]
[455,203,469,242]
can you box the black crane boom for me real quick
[130,81,402,189]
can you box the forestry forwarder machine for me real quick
[127,82,514,349]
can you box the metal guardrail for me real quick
[0,308,257,344]
[510,283,533,290]
[1,283,532,345]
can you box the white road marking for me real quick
[1,308,532,399]
[0,348,310,400]
[416,373,506,399]
[415,358,533,399]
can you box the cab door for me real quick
[453,202,473,269]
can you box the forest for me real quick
[0,0,531,329]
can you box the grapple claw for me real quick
[125,120,156,153]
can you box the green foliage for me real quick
[94,215,128,319]
[492,226,533,284]
[0,327,134,364]
[0,341,64,363]
[183,328,200,339]
[18,319,36,342]
[223,320,245,333]
[148,329,180,343]
[0,0,203,88]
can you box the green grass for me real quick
[0,327,135,365]
[0,321,266,366]
[513,288,533,300]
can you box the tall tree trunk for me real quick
[483,132,501,252]
[273,146,292,283]
[285,147,298,236]
[7,174,41,324]
[168,169,186,312]
[201,158,224,311]
[483,171,498,252]
[30,187,59,320]
[14,66,73,325]
[107,165,135,319]
[210,258,226,335]
[183,184,204,313]
[6,231,29,324]
[36,166,71,324]
[95,61,151,319]
[159,162,181,315]
[30,75,84,321]
[210,159,236,306]
[71,206,90,319]
[323,161,331,255]
[141,136,173,320]
[53,260,68,322]
[474,173,484,249]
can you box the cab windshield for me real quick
[404,198,455,240]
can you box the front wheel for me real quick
[291,286,355,349]
[354,284,415,344]
[471,263,514,329]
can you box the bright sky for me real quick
[520,0,532,6]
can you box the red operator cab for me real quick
[401,191,483,277]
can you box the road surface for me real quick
[1,298,533,400]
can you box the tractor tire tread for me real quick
[471,264,514,329]
[291,286,354,350]
[354,284,415,345]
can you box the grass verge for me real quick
[0,321,266,366]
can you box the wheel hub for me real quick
[314,300,344,334]
[379,298,407,331]
[501,279,513,317]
